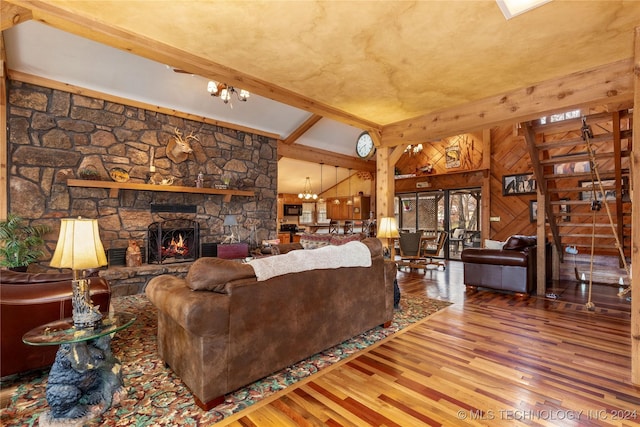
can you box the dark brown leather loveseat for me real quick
[0,270,111,378]
[146,237,395,410]
[460,235,544,296]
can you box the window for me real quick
[539,109,581,125]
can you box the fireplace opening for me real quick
[147,219,199,264]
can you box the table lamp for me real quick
[377,217,400,259]
[50,217,107,329]
[223,214,238,243]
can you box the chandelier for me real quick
[317,164,325,203]
[346,168,353,205]
[207,81,250,106]
[333,166,341,205]
[298,177,317,200]
[405,143,423,156]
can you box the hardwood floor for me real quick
[222,261,639,426]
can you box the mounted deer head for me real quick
[167,128,198,163]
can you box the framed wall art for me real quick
[529,200,538,223]
[445,144,461,169]
[579,180,616,201]
[553,155,590,175]
[558,198,571,222]
[503,173,536,196]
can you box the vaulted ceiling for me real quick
[2,1,639,193]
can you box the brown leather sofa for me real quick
[145,237,395,410]
[0,270,111,378]
[460,235,546,296]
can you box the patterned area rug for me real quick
[1,293,451,426]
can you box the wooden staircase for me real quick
[522,110,632,270]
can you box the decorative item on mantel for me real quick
[167,128,197,164]
[195,172,204,188]
[109,167,130,183]
[78,165,101,180]
[149,173,175,186]
[215,174,231,190]
[126,239,142,267]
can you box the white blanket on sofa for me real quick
[248,241,372,281]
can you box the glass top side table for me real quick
[23,311,136,346]
[22,311,136,423]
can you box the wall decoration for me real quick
[553,157,590,175]
[503,173,536,196]
[167,128,198,163]
[530,198,570,222]
[445,144,460,168]
[529,200,538,223]
[109,167,130,183]
[559,198,571,222]
[579,179,616,201]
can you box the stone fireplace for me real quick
[147,219,199,264]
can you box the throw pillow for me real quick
[502,235,537,251]
[330,233,363,246]
[484,239,505,250]
[299,233,332,249]
[186,257,255,292]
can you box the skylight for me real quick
[496,0,551,20]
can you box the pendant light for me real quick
[317,163,325,203]
[333,166,341,205]
[346,168,353,205]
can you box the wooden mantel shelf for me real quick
[66,179,254,202]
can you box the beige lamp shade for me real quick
[377,217,400,239]
[50,218,107,270]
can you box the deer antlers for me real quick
[174,127,200,144]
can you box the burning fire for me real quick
[162,233,189,257]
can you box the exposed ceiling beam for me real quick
[278,141,376,173]
[283,115,322,145]
[382,59,635,147]
[6,0,381,133]
[0,2,32,31]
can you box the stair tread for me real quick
[535,129,632,150]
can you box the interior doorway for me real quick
[395,188,481,260]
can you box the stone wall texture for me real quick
[7,80,278,288]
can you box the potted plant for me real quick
[0,214,50,271]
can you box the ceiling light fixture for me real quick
[317,163,325,203]
[207,81,250,107]
[405,143,423,156]
[346,168,353,205]
[333,166,341,205]
[298,177,318,200]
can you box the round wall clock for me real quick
[355,131,375,160]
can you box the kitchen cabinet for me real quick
[326,196,371,220]
[326,201,349,220]
[277,232,291,244]
[352,196,371,220]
